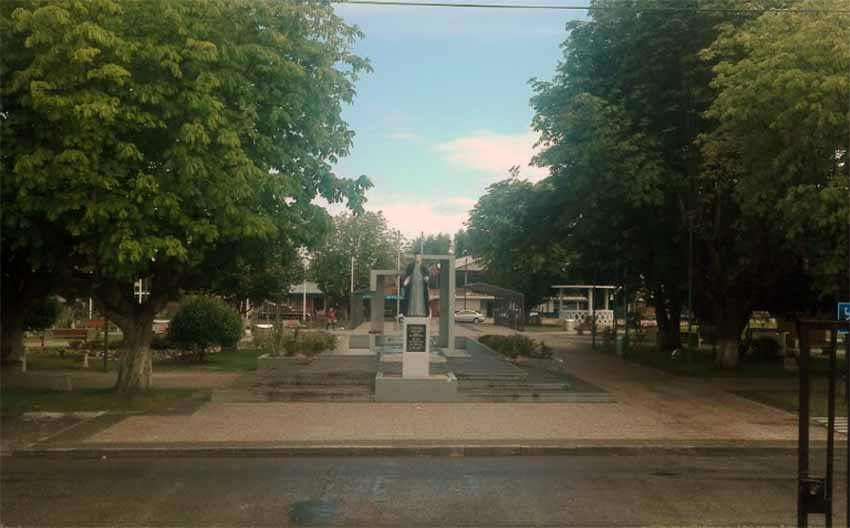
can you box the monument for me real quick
[401,252,430,378]
[373,252,460,401]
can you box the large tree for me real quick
[531,0,726,351]
[309,211,404,309]
[700,0,850,332]
[453,229,471,258]
[2,0,370,390]
[407,233,452,255]
[466,177,566,308]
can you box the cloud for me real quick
[434,129,549,182]
[314,193,473,239]
[388,131,428,145]
[370,200,469,238]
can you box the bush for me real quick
[168,296,243,361]
[149,334,171,351]
[746,336,782,362]
[25,297,62,332]
[479,334,552,359]
[263,327,337,358]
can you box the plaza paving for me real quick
[7,325,824,451]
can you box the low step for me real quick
[212,388,373,403]
[256,376,375,387]
[459,381,567,391]
[252,384,373,394]
[460,392,612,403]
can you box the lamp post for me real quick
[687,211,695,368]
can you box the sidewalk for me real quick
[4,331,831,457]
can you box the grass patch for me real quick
[735,386,849,417]
[154,348,263,372]
[0,388,195,415]
[625,345,833,378]
[523,325,563,333]
[25,354,119,372]
[21,348,263,373]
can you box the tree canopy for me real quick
[520,0,847,365]
[407,233,452,255]
[309,211,404,308]
[2,0,371,388]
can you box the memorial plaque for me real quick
[406,323,427,352]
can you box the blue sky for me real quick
[328,1,589,238]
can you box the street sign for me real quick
[839,302,850,334]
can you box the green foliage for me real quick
[453,229,471,257]
[309,212,404,306]
[263,327,336,358]
[701,0,850,298]
[24,297,61,332]
[407,233,452,255]
[1,0,371,388]
[466,177,566,307]
[478,334,552,359]
[168,296,242,360]
[149,334,171,351]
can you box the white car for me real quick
[454,309,484,324]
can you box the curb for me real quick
[6,442,829,459]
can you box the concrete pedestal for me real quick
[402,316,430,378]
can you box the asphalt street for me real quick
[2,454,841,527]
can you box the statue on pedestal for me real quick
[402,252,430,317]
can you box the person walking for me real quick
[326,307,337,331]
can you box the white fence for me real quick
[560,310,614,325]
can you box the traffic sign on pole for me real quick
[838,302,850,334]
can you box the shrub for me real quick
[479,334,551,359]
[263,327,337,358]
[746,336,782,362]
[149,334,171,351]
[25,297,62,332]
[168,296,243,361]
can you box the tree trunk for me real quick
[1,310,26,370]
[716,336,739,368]
[114,313,155,392]
[653,285,682,351]
[711,298,751,369]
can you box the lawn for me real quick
[22,348,263,373]
[624,344,835,378]
[523,325,564,333]
[735,385,849,417]
[154,348,264,372]
[0,388,196,415]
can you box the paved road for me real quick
[2,454,841,526]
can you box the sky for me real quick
[325,0,590,239]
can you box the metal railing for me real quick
[797,320,850,527]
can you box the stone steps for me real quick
[458,381,566,391]
[255,375,375,387]
[213,386,373,403]
[458,391,612,403]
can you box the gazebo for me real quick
[550,284,617,326]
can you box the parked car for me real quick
[455,309,484,324]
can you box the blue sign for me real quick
[839,302,850,334]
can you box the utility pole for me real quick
[302,278,307,322]
[687,212,695,368]
[396,248,401,330]
[464,267,468,310]
[350,255,355,294]
[103,318,109,372]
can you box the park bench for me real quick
[49,328,92,342]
